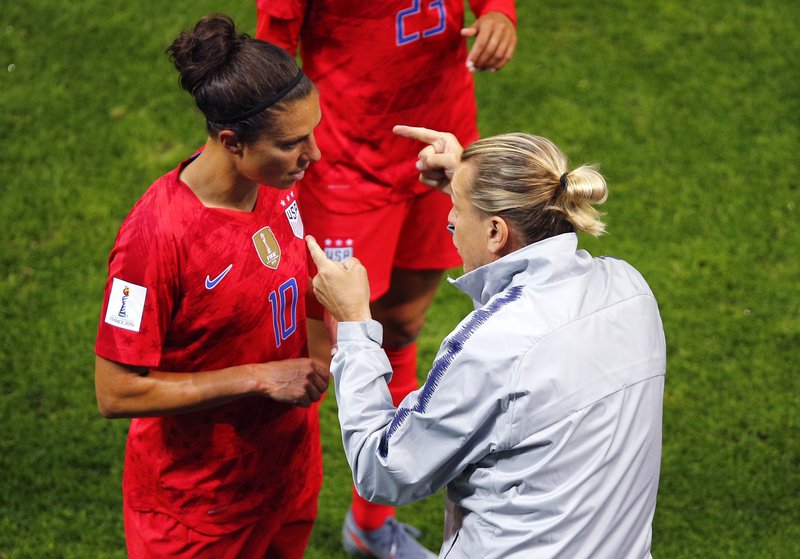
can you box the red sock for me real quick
[351,343,419,530]
[351,486,394,531]
[384,343,419,407]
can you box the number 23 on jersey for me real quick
[396,0,447,46]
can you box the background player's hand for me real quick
[392,125,463,193]
[462,12,517,72]
[258,358,330,407]
[306,236,372,323]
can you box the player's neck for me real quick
[180,144,258,212]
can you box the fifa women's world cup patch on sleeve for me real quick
[104,277,148,332]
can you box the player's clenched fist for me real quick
[257,358,330,407]
[306,236,372,323]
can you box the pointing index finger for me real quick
[305,235,329,267]
[393,125,446,145]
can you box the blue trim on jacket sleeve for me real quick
[378,286,524,458]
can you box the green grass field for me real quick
[1,1,798,557]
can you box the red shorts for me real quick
[123,482,318,559]
[302,187,461,301]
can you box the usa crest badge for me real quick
[252,226,281,269]
[284,200,304,239]
[324,238,354,262]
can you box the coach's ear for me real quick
[218,130,244,156]
[487,215,520,258]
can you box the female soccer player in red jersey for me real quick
[94,14,329,558]
[256,1,517,557]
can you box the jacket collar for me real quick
[449,233,587,305]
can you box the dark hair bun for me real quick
[166,12,312,144]
[167,13,247,94]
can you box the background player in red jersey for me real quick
[94,14,330,558]
[256,1,517,557]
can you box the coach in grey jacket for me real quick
[307,126,667,559]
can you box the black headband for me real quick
[209,68,305,124]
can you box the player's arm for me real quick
[463,0,517,72]
[255,0,307,56]
[95,354,330,418]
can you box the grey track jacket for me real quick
[332,233,667,558]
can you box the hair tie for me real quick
[552,172,569,201]
[209,68,305,124]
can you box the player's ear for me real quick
[218,130,244,155]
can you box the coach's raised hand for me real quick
[306,236,372,323]
[393,125,464,194]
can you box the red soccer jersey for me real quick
[257,0,516,213]
[95,156,320,535]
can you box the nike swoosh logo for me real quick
[205,264,233,289]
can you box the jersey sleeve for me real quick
[331,320,513,506]
[469,0,517,26]
[255,0,307,55]
[94,206,178,368]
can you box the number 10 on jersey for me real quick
[268,277,298,347]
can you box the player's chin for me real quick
[288,169,306,183]
[271,175,300,190]
[264,169,305,189]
